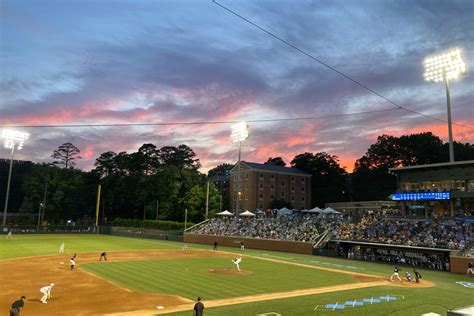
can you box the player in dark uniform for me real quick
[10,296,25,316]
[213,241,218,251]
[100,252,107,261]
[413,269,422,283]
[70,253,77,270]
[390,266,402,282]
[193,297,204,316]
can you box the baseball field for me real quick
[0,234,472,316]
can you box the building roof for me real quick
[389,160,474,173]
[236,161,311,176]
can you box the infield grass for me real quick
[81,257,355,299]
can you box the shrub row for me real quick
[112,218,192,231]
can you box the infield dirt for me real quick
[0,249,434,316]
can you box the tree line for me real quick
[0,132,472,225]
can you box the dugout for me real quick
[318,240,453,271]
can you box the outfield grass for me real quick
[0,234,180,259]
[81,257,354,299]
[1,234,472,316]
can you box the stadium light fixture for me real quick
[231,121,249,143]
[2,128,30,226]
[230,122,249,217]
[423,48,467,163]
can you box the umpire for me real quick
[10,296,25,316]
[193,297,204,316]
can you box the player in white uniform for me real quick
[6,230,12,239]
[59,242,65,254]
[232,257,242,271]
[181,244,188,253]
[40,283,54,304]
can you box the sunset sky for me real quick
[1,0,473,172]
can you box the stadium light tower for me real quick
[423,48,467,163]
[2,129,30,226]
[230,122,249,217]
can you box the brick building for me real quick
[230,161,312,213]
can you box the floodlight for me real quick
[230,122,249,143]
[423,48,467,163]
[423,48,466,83]
[1,129,30,150]
[2,128,30,225]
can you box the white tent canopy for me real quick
[278,207,293,216]
[240,210,255,216]
[322,207,341,214]
[216,210,233,216]
[304,207,323,213]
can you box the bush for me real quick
[112,218,193,231]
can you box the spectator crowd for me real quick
[190,212,473,251]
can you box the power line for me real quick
[2,107,401,129]
[212,0,474,130]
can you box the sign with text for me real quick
[390,192,450,201]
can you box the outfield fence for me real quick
[104,226,184,242]
[1,225,97,234]
[183,233,314,254]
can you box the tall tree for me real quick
[351,132,450,201]
[93,151,117,178]
[51,142,82,169]
[264,157,286,166]
[291,152,347,207]
[138,143,160,175]
[207,163,234,177]
[158,144,200,169]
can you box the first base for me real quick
[157,306,164,309]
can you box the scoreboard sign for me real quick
[390,192,450,201]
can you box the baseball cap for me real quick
[21,296,26,299]
[197,297,201,301]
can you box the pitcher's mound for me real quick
[208,268,254,276]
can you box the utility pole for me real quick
[184,208,188,231]
[155,200,159,220]
[40,182,48,224]
[205,181,210,220]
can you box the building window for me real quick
[302,178,305,183]
[246,173,249,179]
[281,181,285,186]
[301,197,305,201]
[271,195,274,199]
[270,184,274,191]
[259,183,263,190]
[271,174,275,181]
[291,186,295,193]
[259,194,263,199]
[281,192,285,197]
[291,196,295,201]
[245,184,248,190]
[302,187,305,192]
[259,204,263,209]
[291,176,295,182]
[260,173,264,179]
